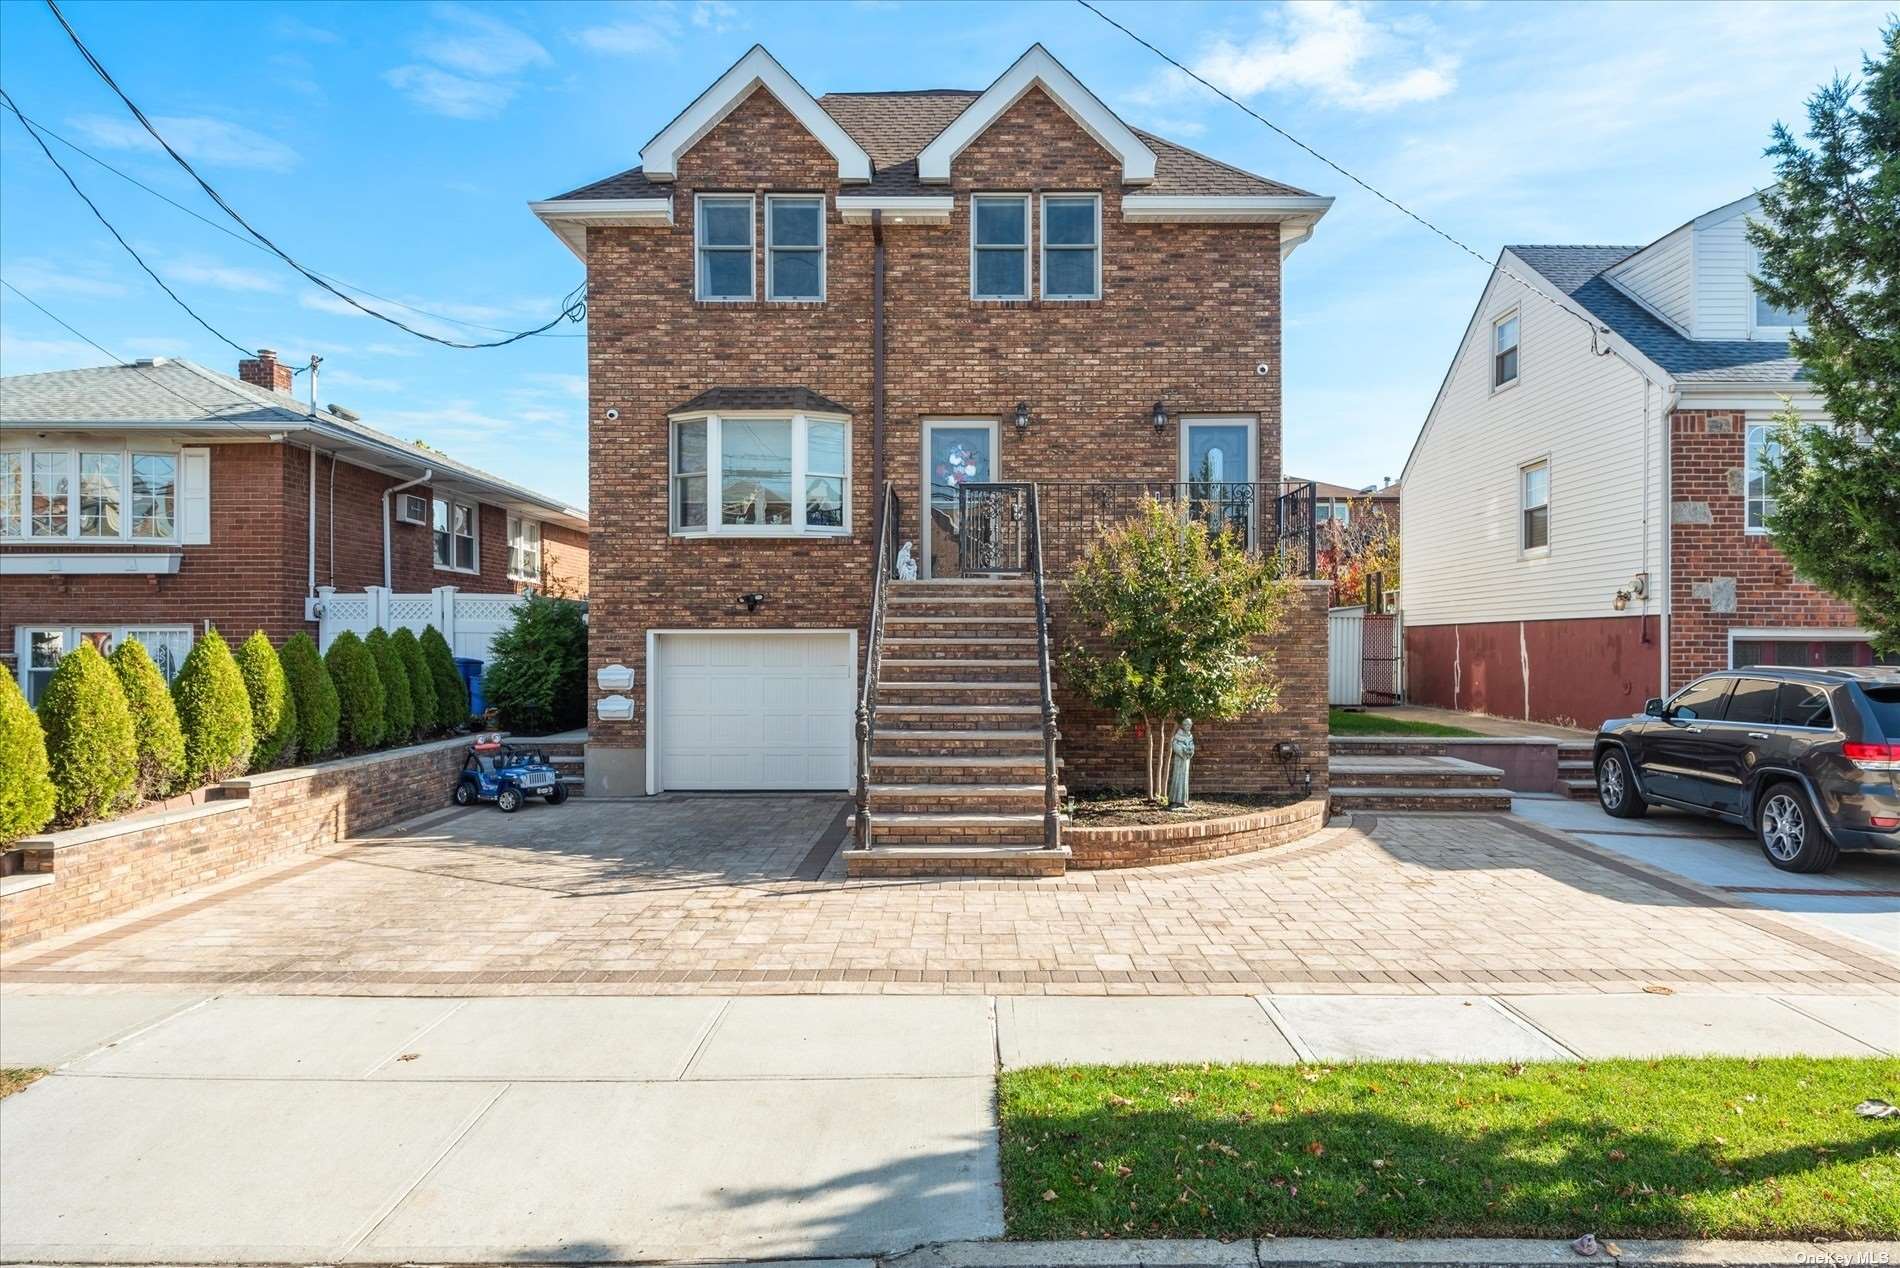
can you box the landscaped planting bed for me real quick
[1329,708,1479,737]
[1000,1058,1900,1240]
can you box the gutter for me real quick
[383,468,433,590]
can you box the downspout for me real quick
[1657,380,1680,695]
[382,469,433,590]
[871,209,886,519]
[306,442,318,597]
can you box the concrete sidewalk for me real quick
[3,991,1895,1262]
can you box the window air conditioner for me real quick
[395,492,430,525]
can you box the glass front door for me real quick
[1180,419,1256,547]
[922,422,996,577]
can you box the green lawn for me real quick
[1000,1059,1900,1241]
[1329,708,1479,737]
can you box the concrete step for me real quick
[880,658,1040,683]
[1326,755,1504,790]
[1561,777,1599,800]
[844,843,1070,878]
[1329,786,1515,813]
[868,782,1055,814]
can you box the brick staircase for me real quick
[844,577,1069,877]
[1327,743,1513,814]
[1558,741,1597,800]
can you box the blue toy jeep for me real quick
[453,734,568,812]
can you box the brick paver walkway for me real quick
[5,798,1896,996]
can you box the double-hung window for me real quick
[506,514,542,583]
[1041,193,1100,299]
[3,446,183,543]
[696,194,754,301]
[1493,309,1521,389]
[670,413,850,536]
[1520,459,1550,552]
[971,194,1029,300]
[1745,422,1781,533]
[433,496,478,572]
[765,195,824,301]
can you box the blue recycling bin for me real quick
[454,657,486,720]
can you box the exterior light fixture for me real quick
[741,592,765,613]
[1152,401,1168,434]
[1613,589,1632,612]
[1014,401,1030,433]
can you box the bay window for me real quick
[79,453,122,538]
[4,446,182,543]
[507,513,543,583]
[131,454,176,539]
[669,413,850,536]
[433,496,479,572]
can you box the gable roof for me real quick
[668,385,851,416]
[637,44,872,184]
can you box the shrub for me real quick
[110,639,186,800]
[280,633,340,760]
[325,630,385,751]
[483,594,588,734]
[0,669,56,842]
[420,625,468,728]
[37,640,137,824]
[391,627,437,735]
[233,630,298,769]
[172,629,255,785]
[364,627,414,745]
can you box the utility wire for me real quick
[0,95,581,339]
[43,0,586,350]
[0,87,256,358]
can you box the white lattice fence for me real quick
[310,585,523,663]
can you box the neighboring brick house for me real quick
[1398,191,1880,729]
[1294,476,1399,532]
[1,352,588,703]
[530,43,1333,866]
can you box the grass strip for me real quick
[1001,1058,1900,1241]
[1328,709,1479,737]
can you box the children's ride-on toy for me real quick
[453,733,567,812]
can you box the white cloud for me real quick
[575,19,674,55]
[366,341,424,358]
[387,4,549,118]
[377,401,533,437]
[690,1,741,32]
[524,372,587,397]
[384,64,515,120]
[272,14,341,44]
[65,113,301,172]
[167,258,283,293]
[300,292,365,317]
[0,327,100,372]
[324,368,404,392]
[2,257,127,299]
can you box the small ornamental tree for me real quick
[364,627,415,745]
[1316,496,1400,608]
[391,626,437,736]
[483,594,588,734]
[420,625,468,728]
[172,629,254,785]
[37,640,137,824]
[234,630,297,769]
[0,669,57,842]
[110,639,186,801]
[325,630,386,751]
[279,633,340,760]
[1061,498,1292,802]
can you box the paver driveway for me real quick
[5,797,1896,996]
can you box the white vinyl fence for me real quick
[1328,604,1366,707]
[308,585,523,663]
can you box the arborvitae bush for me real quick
[392,627,437,736]
[110,639,186,801]
[420,625,467,728]
[483,594,588,734]
[172,629,255,785]
[37,640,137,825]
[234,630,298,769]
[0,668,57,842]
[364,627,414,745]
[325,630,385,751]
[279,633,339,761]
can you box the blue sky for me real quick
[0,0,1884,508]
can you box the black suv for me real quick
[1593,666,1900,872]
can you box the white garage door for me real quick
[655,632,854,791]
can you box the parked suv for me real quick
[1593,666,1900,872]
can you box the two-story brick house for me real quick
[1,351,588,702]
[532,44,1332,870]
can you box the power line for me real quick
[43,0,586,350]
[0,95,582,340]
[0,87,256,358]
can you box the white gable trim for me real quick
[915,45,1155,186]
[834,195,955,225]
[529,198,674,260]
[638,45,871,184]
[1693,190,1765,230]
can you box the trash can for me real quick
[454,657,486,720]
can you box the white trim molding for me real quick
[639,45,872,185]
[1120,194,1334,223]
[529,198,673,261]
[834,195,955,225]
[1,552,182,575]
[917,44,1155,186]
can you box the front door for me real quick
[921,421,997,578]
[1179,417,1258,548]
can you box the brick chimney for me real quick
[238,348,293,393]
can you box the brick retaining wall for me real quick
[1065,796,1326,869]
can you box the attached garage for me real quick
[650,631,855,791]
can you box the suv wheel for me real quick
[1756,783,1838,873]
[1596,749,1648,819]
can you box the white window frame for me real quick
[13,624,194,706]
[1747,245,1807,339]
[433,496,481,574]
[764,194,826,303]
[1744,422,1778,536]
[668,411,852,539]
[1,444,183,545]
[970,192,1031,301]
[506,513,543,584]
[695,193,756,302]
[1492,307,1521,391]
[1039,192,1101,301]
[1520,457,1550,556]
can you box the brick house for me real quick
[1,351,588,703]
[1398,192,1882,729]
[530,44,1333,870]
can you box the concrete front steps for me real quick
[1326,749,1514,814]
[1558,741,1598,800]
[845,578,1069,878]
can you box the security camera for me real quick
[1255,363,1270,377]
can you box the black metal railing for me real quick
[853,481,901,851]
[1024,484,1062,850]
[954,481,1031,575]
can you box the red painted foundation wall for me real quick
[1404,616,1660,729]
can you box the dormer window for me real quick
[971,194,1029,300]
[1749,247,1805,337]
[1492,309,1521,389]
[696,195,755,302]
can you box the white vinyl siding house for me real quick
[1605,223,1693,330]
[1690,195,1766,339]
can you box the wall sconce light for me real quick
[1151,401,1169,434]
[741,592,765,613]
[1613,589,1632,611]
[1014,401,1030,433]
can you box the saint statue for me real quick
[895,541,918,581]
[1167,718,1195,808]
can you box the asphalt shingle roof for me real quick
[669,385,851,415]
[1508,244,1806,386]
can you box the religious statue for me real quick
[896,540,918,581]
[1167,719,1196,808]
